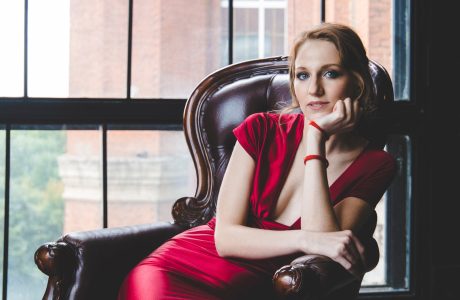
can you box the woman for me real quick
[118,23,396,300]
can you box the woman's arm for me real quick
[301,98,372,232]
[214,141,306,259]
[300,99,373,277]
[301,127,339,231]
[214,142,367,271]
[215,132,371,277]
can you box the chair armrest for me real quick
[273,255,360,300]
[273,237,379,300]
[35,221,184,300]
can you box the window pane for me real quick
[59,128,103,232]
[0,0,24,97]
[28,0,70,97]
[28,0,128,98]
[69,0,128,98]
[325,0,411,101]
[7,127,103,298]
[361,135,411,292]
[393,0,411,100]
[9,128,67,298]
[233,0,322,62]
[362,193,387,286]
[286,0,321,49]
[233,7,259,62]
[264,8,285,57]
[233,0,289,62]
[131,0,228,99]
[107,129,196,227]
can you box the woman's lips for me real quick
[307,101,329,110]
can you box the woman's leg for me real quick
[117,257,221,300]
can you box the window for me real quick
[223,0,287,62]
[0,0,415,299]
[361,135,412,292]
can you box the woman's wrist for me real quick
[303,128,326,154]
[308,120,329,140]
[298,230,317,254]
[303,154,329,167]
[308,129,326,144]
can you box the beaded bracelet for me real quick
[303,154,329,168]
[308,120,329,139]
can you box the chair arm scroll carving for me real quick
[172,196,214,228]
[273,234,379,300]
[34,222,185,300]
[273,254,361,300]
[34,242,75,300]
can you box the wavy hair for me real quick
[279,23,375,125]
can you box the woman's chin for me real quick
[304,110,329,119]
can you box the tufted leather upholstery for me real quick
[35,56,393,300]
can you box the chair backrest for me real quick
[172,56,394,228]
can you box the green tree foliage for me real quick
[2,129,66,299]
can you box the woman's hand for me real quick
[301,229,367,279]
[312,97,361,137]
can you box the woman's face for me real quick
[293,39,354,120]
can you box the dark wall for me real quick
[426,1,460,299]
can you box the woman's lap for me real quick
[117,225,278,300]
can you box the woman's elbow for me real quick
[214,229,232,257]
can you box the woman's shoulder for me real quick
[241,112,303,136]
[263,112,303,127]
[361,147,397,174]
[244,112,302,123]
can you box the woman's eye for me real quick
[296,72,309,80]
[324,70,340,79]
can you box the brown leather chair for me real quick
[35,56,394,300]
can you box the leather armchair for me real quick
[35,56,394,300]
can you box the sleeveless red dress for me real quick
[118,113,396,300]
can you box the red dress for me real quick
[118,113,396,300]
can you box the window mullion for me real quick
[321,0,325,22]
[229,0,234,65]
[24,0,28,98]
[101,124,108,228]
[2,125,11,300]
[258,0,264,58]
[126,0,134,99]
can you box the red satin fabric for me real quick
[117,222,293,300]
[118,113,396,299]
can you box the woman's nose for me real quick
[308,76,323,96]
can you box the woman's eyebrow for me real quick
[295,64,343,71]
[322,63,342,68]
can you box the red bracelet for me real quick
[308,120,329,139]
[303,154,329,168]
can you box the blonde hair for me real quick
[279,23,375,124]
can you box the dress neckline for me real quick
[271,114,370,228]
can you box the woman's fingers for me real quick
[316,97,361,135]
[350,234,367,270]
[330,230,365,278]
[344,97,363,130]
[334,99,346,120]
[344,97,353,122]
[334,252,362,279]
[343,233,366,277]
[305,230,367,278]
